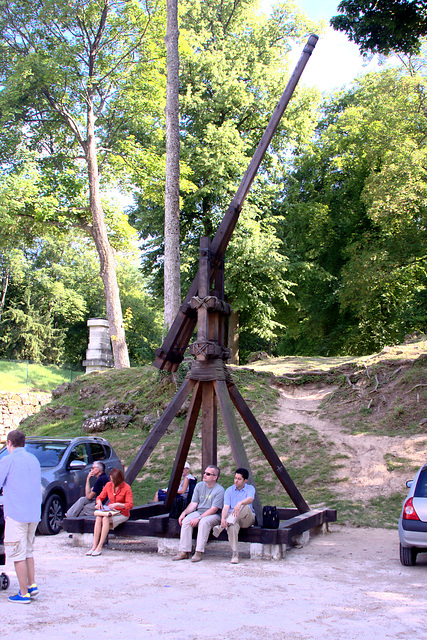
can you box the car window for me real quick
[68,443,89,466]
[414,469,427,498]
[26,443,69,467]
[0,443,68,467]
[89,442,106,461]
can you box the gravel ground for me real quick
[2,525,427,640]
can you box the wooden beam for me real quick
[164,382,203,510]
[227,381,310,513]
[213,379,263,524]
[202,382,217,470]
[197,237,211,344]
[125,378,196,485]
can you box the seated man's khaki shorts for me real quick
[4,517,38,562]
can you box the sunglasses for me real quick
[204,472,215,476]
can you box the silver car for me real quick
[398,462,427,565]
[0,436,123,535]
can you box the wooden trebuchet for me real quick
[124,35,319,521]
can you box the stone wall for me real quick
[0,392,51,442]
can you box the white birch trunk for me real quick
[164,0,181,333]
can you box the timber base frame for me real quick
[63,505,337,548]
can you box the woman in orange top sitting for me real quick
[86,467,133,556]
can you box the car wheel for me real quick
[1,572,10,590]
[399,543,418,566]
[38,493,64,535]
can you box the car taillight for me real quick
[403,497,420,520]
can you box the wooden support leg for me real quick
[164,382,203,510]
[125,378,196,485]
[227,381,310,513]
[201,382,217,471]
[213,380,263,524]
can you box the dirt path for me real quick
[271,385,426,501]
[2,528,427,640]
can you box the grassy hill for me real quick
[0,360,83,392]
[20,336,427,527]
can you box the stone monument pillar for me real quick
[82,318,114,373]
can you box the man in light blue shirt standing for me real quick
[213,467,256,564]
[0,429,42,604]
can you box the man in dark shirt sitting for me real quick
[65,461,109,517]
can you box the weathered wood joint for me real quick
[188,341,230,359]
[190,295,231,315]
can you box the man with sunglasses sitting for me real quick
[172,464,224,563]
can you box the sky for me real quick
[261,0,383,92]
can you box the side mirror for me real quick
[406,480,413,488]
[69,460,86,470]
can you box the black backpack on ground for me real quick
[262,505,279,529]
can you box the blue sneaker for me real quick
[28,583,39,598]
[9,590,31,604]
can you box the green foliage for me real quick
[277,67,427,356]
[0,0,166,233]
[331,0,427,55]
[226,206,294,341]
[0,232,99,363]
[0,292,64,362]
[118,261,163,365]
[0,0,167,367]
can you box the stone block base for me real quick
[250,542,289,560]
[71,533,93,548]
[157,538,180,555]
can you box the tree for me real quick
[117,259,163,364]
[0,148,60,320]
[0,292,65,363]
[226,205,294,363]
[331,0,427,55]
[0,235,90,363]
[277,67,427,355]
[164,0,181,331]
[0,0,166,368]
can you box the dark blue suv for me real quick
[0,436,123,535]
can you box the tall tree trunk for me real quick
[0,263,9,320]
[86,101,130,369]
[228,309,240,365]
[164,0,181,333]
